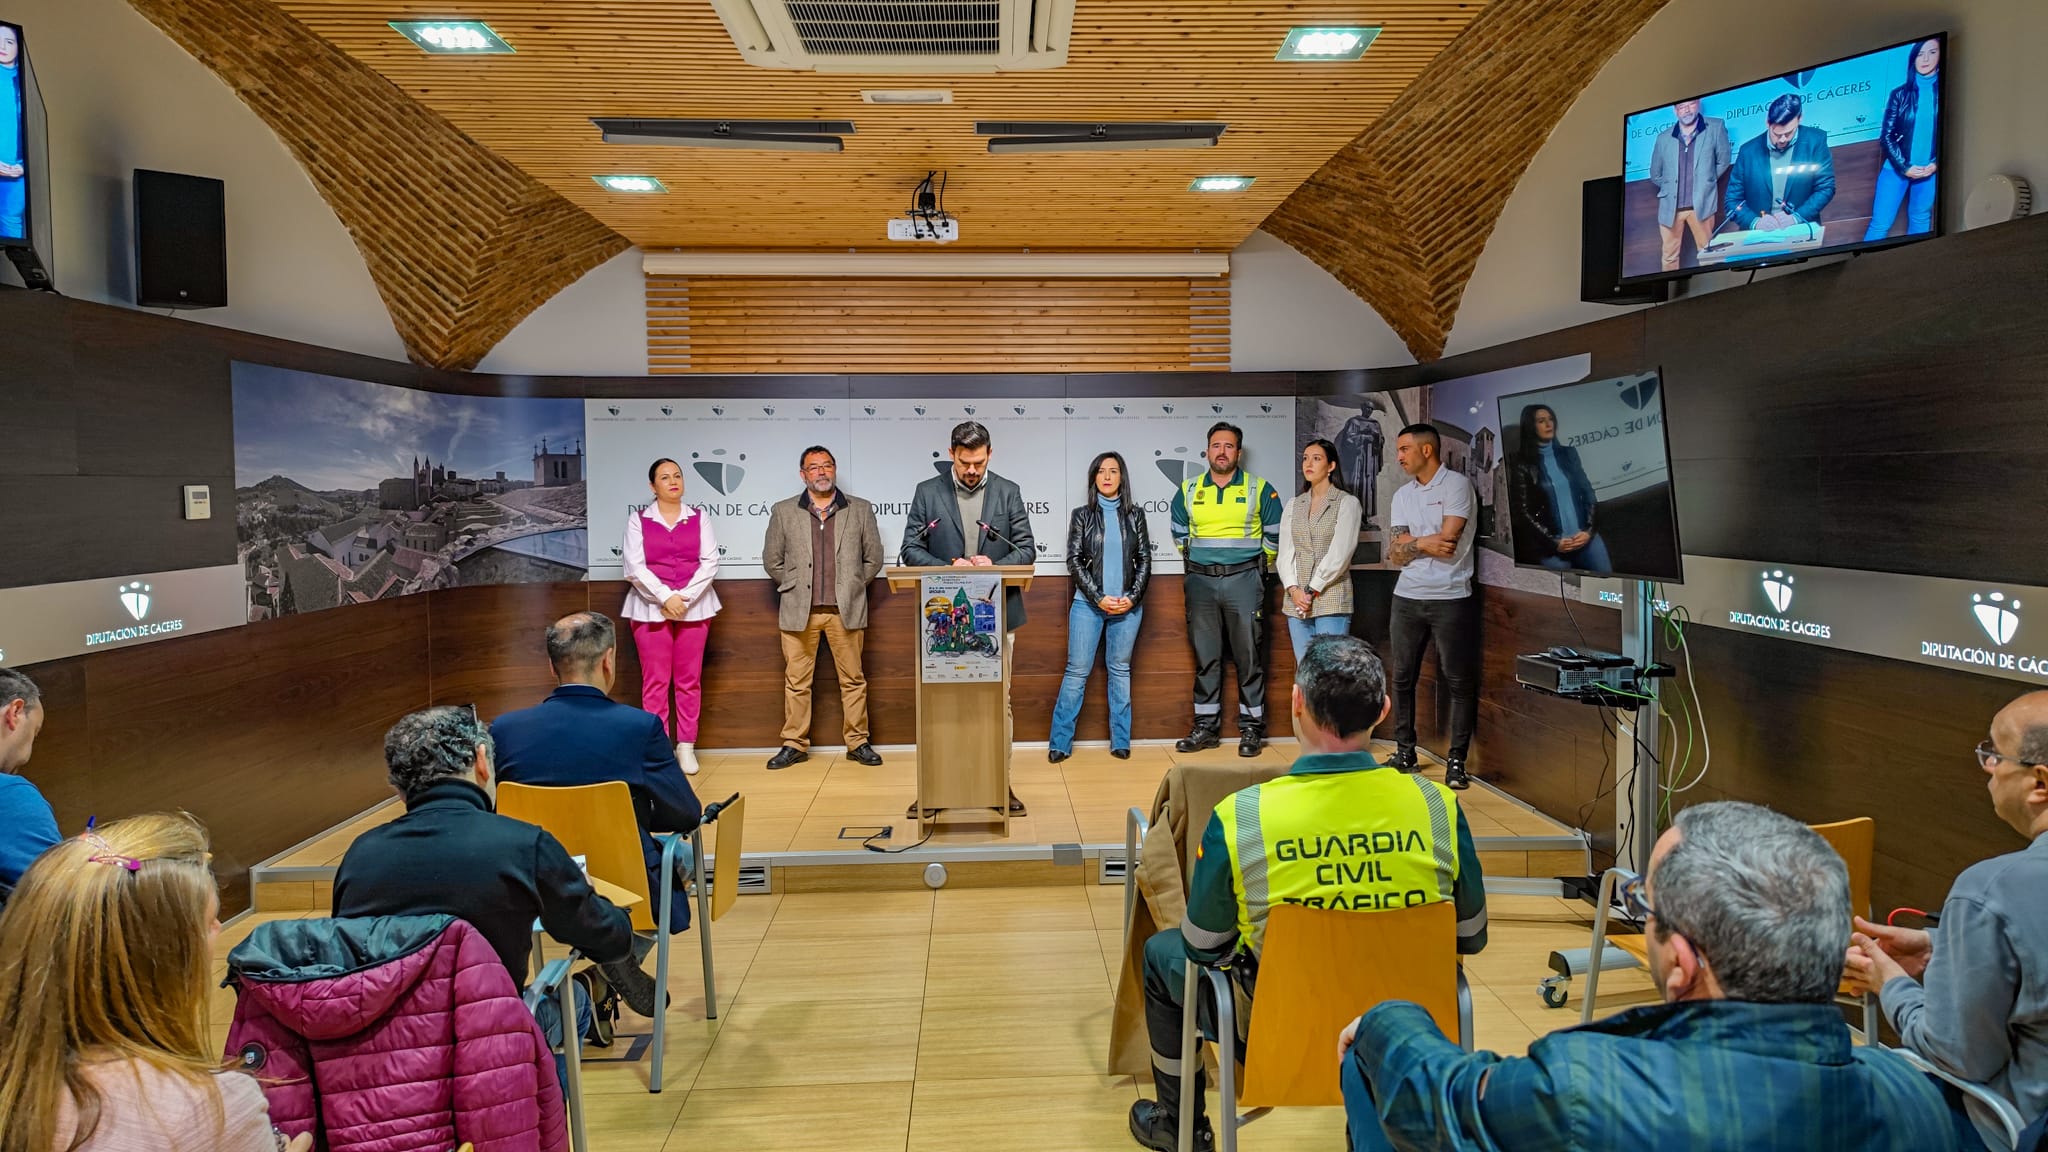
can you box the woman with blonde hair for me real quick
[0,813,308,1152]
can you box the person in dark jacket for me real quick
[1864,36,1942,241]
[492,610,701,1016]
[1508,404,1612,573]
[333,706,635,1050]
[1047,451,1152,762]
[1725,93,1836,232]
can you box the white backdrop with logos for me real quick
[584,397,1296,581]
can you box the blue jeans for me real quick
[1048,595,1143,753]
[1286,613,1352,663]
[1538,532,1613,574]
[529,978,595,1093]
[1341,1044,1397,1152]
[1864,163,1937,241]
[0,177,22,241]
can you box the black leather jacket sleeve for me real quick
[1068,507,1103,604]
[1127,506,1152,604]
[1880,84,1913,177]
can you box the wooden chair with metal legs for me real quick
[1178,901,1474,1152]
[1579,817,1881,1042]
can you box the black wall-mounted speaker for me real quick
[1581,175,1667,306]
[134,169,227,310]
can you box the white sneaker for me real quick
[676,742,700,775]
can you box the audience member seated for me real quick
[1129,635,1487,1152]
[1342,800,1961,1151]
[1847,690,2048,1149]
[332,705,635,1057]
[0,667,58,904]
[492,610,702,1017]
[0,813,312,1152]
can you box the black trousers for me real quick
[1389,592,1480,759]
[1185,568,1266,725]
[1140,928,1252,1116]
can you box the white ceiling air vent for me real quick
[709,0,1074,74]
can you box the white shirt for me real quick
[620,504,722,623]
[1390,465,1476,601]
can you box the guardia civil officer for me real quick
[1127,635,1487,1152]
[1171,421,1283,757]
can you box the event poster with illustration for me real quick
[919,572,1003,684]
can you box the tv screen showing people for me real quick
[1497,372,1682,583]
[1619,33,1944,283]
[0,21,25,246]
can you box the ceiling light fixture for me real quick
[862,90,955,105]
[1275,26,1380,62]
[593,175,667,193]
[976,121,1226,155]
[1190,176,1255,193]
[389,20,514,54]
[591,118,853,153]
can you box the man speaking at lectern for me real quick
[901,420,1036,815]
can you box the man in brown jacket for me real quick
[761,445,886,769]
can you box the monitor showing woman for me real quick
[1506,404,1613,574]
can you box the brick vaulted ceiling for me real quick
[1265,0,1673,360]
[128,0,1671,368]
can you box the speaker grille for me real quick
[135,169,227,310]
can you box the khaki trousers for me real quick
[1660,208,1715,270]
[779,608,869,750]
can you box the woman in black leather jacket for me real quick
[1047,451,1151,762]
[1863,36,1942,242]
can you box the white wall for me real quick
[476,247,647,377]
[1229,229,1414,371]
[1446,0,2048,357]
[13,0,405,359]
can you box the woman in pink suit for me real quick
[621,457,721,775]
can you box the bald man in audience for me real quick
[0,667,58,903]
[1848,691,2048,1151]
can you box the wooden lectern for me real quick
[885,564,1035,834]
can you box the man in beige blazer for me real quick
[761,445,886,769]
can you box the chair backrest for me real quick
[1809,817,1875,921]
[497,781,656,932]
[1238,901,1458,1109]
[709,795,747,922]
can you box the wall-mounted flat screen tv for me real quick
[1619,33,1946,284]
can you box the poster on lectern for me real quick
[919,572,1003,684]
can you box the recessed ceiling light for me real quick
[1275,26,1379,62]
[389,20,514,54]
[862,90,954,105]
[593,175,667,193]
[1190,176,1255,193]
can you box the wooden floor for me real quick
[267,740,1579,867]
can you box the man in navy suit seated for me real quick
[493,610,702,1017]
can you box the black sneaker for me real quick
[1048,748,1070,764]
[766,745,808,770]
[600,956,667,1018]
[1110,748,1131,760]
[1175,721,1222,753]
[1128,1100,1213,1152]
[1445,756,1472,790]
[846,743,883,766]
[1390,746,1419,773]
[571,966,616,1049]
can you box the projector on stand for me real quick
[1515,647,1671,709]
[887,216,959,243]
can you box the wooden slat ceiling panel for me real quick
[268,1,1486,251]
[649,275,1228,373]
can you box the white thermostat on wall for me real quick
[182,484,212,520]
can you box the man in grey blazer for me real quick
[761,445,886,770]
[1649,98,1732,271]
[900,420,1037,815]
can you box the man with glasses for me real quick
[762,445,886,770]
[1847,691,2048,1150]
[1340,801,1960,1151]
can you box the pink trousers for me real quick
[629,618,710,743]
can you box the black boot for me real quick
[1175,718,1222,753]
[599,955,669,1018]
[1130,1066,1214,1152]
[1237,716,1265,758]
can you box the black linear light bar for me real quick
[975,121,1226,154]
[592,118,856,153]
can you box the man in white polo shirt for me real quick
[1387,423,1477,790]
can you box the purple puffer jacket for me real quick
[224,914,567,1152]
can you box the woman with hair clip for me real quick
[622,456,722,776]
[1278,439,1364,661]
[0,813,312,1152]
[1047,451,1151,763]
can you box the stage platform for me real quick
[250,740,1589,909]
